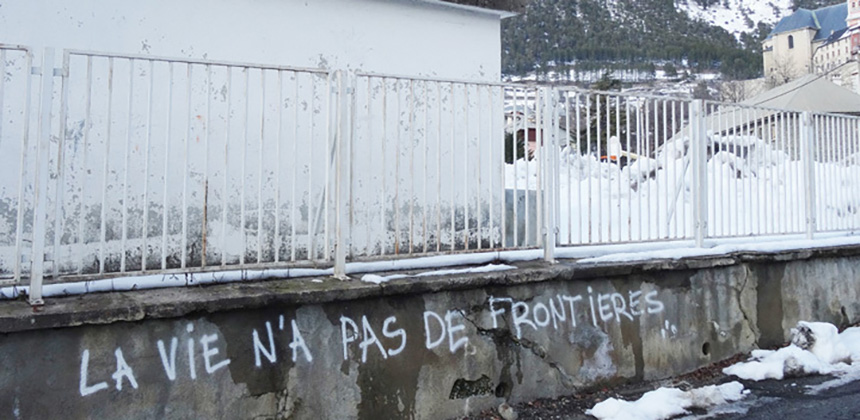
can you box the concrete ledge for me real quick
[2,244,860,334]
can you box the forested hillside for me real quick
[501,0,843,81]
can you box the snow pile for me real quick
[360,263,515,284]
[790,321,851,365]
[506,130,860,244]
[838,327,860,362]
[724,321,859,381]
[586,381,746,420]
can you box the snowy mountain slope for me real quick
[676,0,793,39]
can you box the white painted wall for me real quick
[0,0,503,81]
[0,0,508,278]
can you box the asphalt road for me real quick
[462,372,860,420]
[713,375,860,420]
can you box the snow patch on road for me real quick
[587,381,746,420]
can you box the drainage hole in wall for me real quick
[495,382,510,398]
[702,342,711,356]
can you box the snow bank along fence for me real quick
[1,46,859,305]
[529,88,860,251]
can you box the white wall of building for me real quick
[0,0,509,275]
[764,28,816,82]
[0,0,503,81]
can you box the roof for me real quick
[441,0,527,12]
[411,0,524,16]
[767,3,848,42]
[668,75,860,145]
[742,74,860,113]
[822,26,849,46]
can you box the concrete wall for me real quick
[0,0,502,81]
[0,246,859,419]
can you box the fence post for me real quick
[541,86,557,262]
[29,47,56,305]
[691,99,708,248]
[801,111,816,239]
[333,70,351,279]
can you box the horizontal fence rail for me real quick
[1,45,859,304]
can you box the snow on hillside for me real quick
[676,0,793,39]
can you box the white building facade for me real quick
[0,0,515,81]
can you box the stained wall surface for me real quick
[0,247,858,419]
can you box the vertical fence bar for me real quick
[288,73,298,261]
[513,89,531,245]
[142,60,154,271]
[595,94,602,243]
[409,80,416,253]
[29,47,56,305]
[52,51,71,279]
[348,72,357,259]
[564,91,571,245]
[449,82,456,251]
[203,64,212,267]
[240,68,249,264]
[626,96,632,241]
[274,70,283,264]
[323,74,332,260]
[181,63,192,269]
[421,82,429,253]
[475,84,482,250]
[435,82,442,252]
[161,63,173,270]
[381,78,388,255]
[334,71,348,279]
[98,57,114,275]
[14,49,33,284]
[462,84,469,250]
[120,59,133,273]
[535,87,543,247]
[541,87,556,262]
[257,70,266,264]
[498,86,505,249]
[691,100,708,247]
[222,66,232,267]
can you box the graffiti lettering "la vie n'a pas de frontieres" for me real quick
[79,288,672,397]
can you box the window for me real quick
[788,35,794,49]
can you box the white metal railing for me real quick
[54,50,335,277]
[509,90,860,251]
[2,45,859,305]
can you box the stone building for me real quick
[763,0,860,92]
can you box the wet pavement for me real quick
[460,356,860,420]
